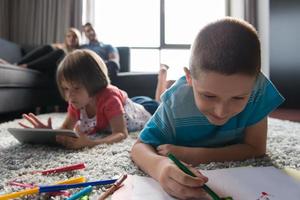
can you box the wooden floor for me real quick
[270,108,300,122]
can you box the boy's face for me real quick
[185,68,256,126]
[61,80,91,109]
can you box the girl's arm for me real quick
[59,113,78,130]
[131,140,208,199]
[157,117,268,166]
[86,114,128,147]
[19,112,77,130]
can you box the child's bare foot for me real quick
[0,58,9,64]
[156,64,170,102]
[158,64,169,82]
[160,64,169,71]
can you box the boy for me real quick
[131,17,284,199]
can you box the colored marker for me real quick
[39,179,117,193]
[167,153,221,200]
[66,186,92,200]
[33,163,86,175]
[80,195,89,200]
[0,176,86,200]
[8,181,70,197]
[98,174,127,200]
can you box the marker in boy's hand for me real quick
[156,154,209,199]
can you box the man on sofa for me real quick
[81,22,120,79]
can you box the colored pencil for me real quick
[167,153,221,200]
[66,186,92,200]
[0,176,85,200]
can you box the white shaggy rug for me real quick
[0,113,300,199]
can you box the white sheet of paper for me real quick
[132,175,176,200]
[131,167,300,200]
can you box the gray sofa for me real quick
[0,38,158,116]
[0,38,63,115]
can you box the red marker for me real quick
[33,163,86,175]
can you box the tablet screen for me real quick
[7,128,79,145]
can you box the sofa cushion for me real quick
[0,38,22,63]
[0,64,54,88]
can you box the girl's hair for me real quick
[189,17,261,79]
[56,49,110,99]
[64,27,81,52]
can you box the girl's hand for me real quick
[19,113,52,129]
[158,159,209,200]
[56,131,92,149]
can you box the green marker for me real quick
[167,153,222,200]
[79,195,89,200]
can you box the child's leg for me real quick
[131,96,159,115]
[155,64,175,102]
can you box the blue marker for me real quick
[67,186,92,200]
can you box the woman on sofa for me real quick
[16,27,81,78]
[0,28,81,78]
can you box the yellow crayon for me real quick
[0,176,86,200]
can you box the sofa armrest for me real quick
[112,72,158,98]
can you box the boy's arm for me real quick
[158,117,267,166]
[131,140,208,199]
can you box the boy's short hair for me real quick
[56,49,110,99]
[189,17,261,78]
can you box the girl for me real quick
[20,49,152,149]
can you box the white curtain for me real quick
[82,0,95,25]
[4,0,82,46]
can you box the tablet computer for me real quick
[7,128,79,145]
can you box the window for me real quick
[93,0,160,47]
[84,0,227,78]
[164,0,226,45]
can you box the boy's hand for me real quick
[157,144,179,156]
[157,158,209,200]
[56,133,92,149]
[19,113,52,129]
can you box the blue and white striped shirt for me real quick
[139,72,284,148]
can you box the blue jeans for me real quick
[131,96,159,115]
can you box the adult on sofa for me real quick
[0,38,158,116]
[2,28,81,78]
[81,22,120,79]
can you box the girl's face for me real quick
[61,80,91,109]
[65,31,79,48]
[185,68,256,126]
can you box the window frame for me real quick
[131,0,230,51]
